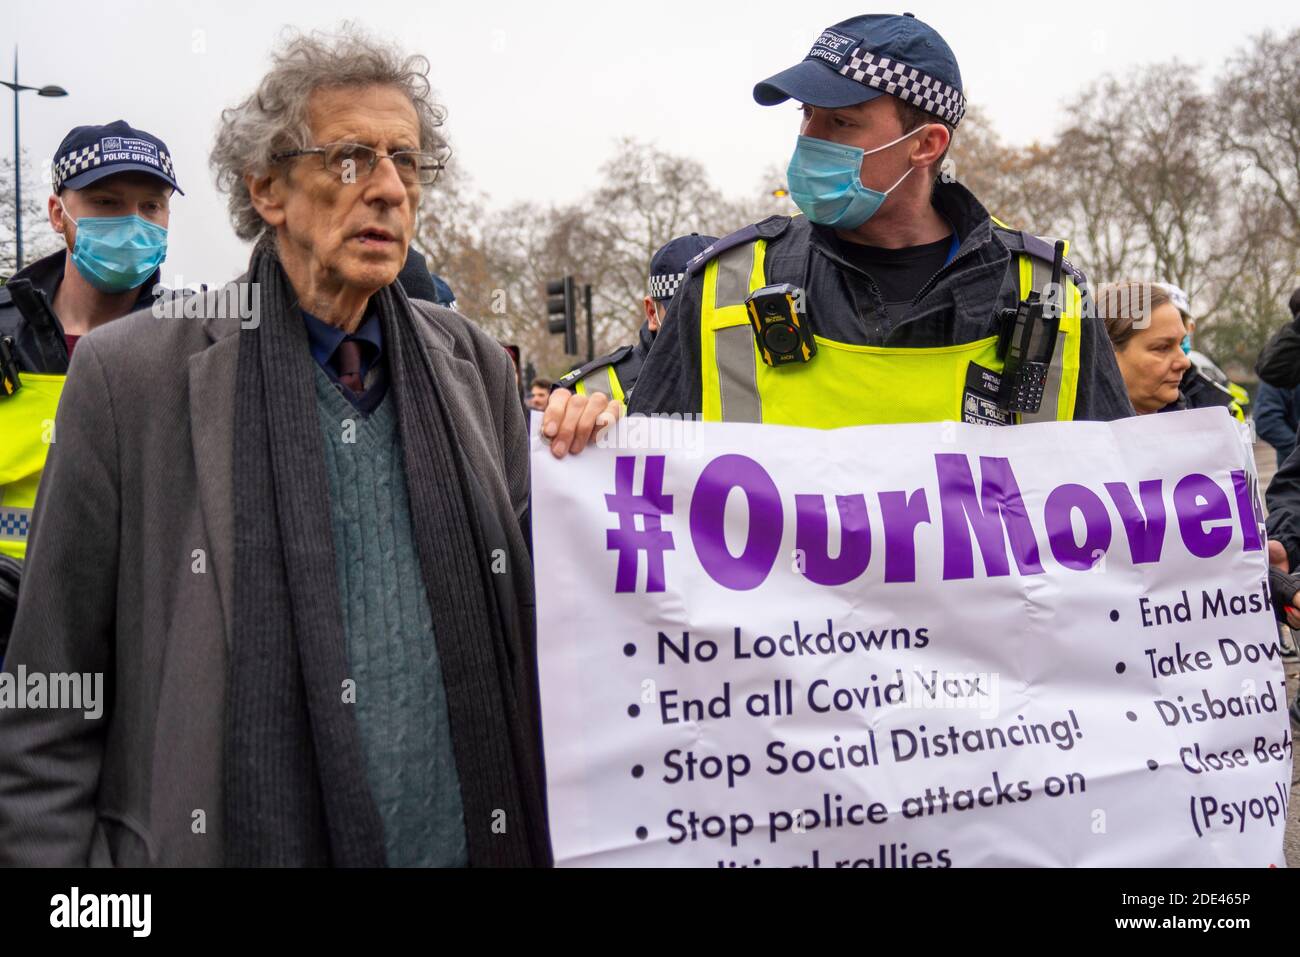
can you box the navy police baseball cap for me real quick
[396,246,457,308]
[754,13,966,126]
[429,272,457,309]
[649,233,719,300]
[51,120,183,194]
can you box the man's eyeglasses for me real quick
[271,142,451,186]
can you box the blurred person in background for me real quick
[1157,282,1244,421]
[1254,378,1300,470]
[1254,287,1300,390]
[527,377,553,411]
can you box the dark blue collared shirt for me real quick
[302,307,388,414]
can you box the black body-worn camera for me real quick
[745,283,816,366]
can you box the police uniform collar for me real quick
[0,248,160,314]
[0,249,69,304]
[804,179,995,269]
[929,179,993,252]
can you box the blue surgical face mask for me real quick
[60,199,168,293]
[786,125,927,229]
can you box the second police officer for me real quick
[556,233,717,404]
[0,120,185,656]
[629,13,1134,426]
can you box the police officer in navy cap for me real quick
[616,13,1133,429]
[429,272,458,310]
[556,232,716,403]
[1,120,183,365]
[396,245,458,309]
[0,119,184,655]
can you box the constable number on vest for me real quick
[530,410,1289,867]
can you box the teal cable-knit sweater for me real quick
[313,365,468,867]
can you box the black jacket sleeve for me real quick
[1266,442,1300,567]
[1256,316,1300,389]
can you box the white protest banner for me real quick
[530,409,1290,867]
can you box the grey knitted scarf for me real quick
[225,247,549,867]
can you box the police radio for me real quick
[996,240,1065,414]
[746,283,816,366]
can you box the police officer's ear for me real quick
[644,295,662,333]
[909,123,952,174]
[48,191,74,246]
[245,170,289,230]
[47,191,68,235]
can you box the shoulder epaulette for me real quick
[556,344,635,390]
[993,223,1085,285]
[686,215,793,278]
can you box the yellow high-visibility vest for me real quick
[698,227,1084,428]
[0,373,66,560]
[574,365,626,403]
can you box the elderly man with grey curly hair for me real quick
[0,26,586,867]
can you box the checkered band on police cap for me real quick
[52,143,102,192]
[52,144,176,192]
[648,271,685,301]
[837,47,966,127]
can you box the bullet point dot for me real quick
[636,826,648,840]
[623,643,636,657]
[1126,711,1137,722]
[627,703,640,718]
[632,764,644,778]
[1146,759,1158,771]
[1109,609,1119,622]
[1115,662,1126,674]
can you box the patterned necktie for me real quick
[333,339,365,396]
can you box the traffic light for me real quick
[546,276,578,356]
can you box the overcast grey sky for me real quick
[4,0,1294,284]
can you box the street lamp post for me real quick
[1,48,67,272]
